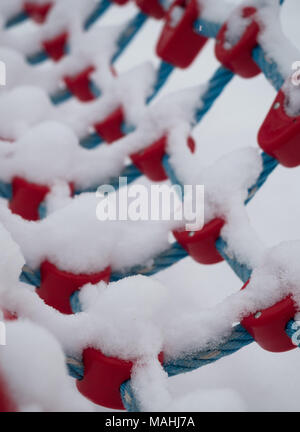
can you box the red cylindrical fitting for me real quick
[64,66,96,102]
[135,0,166,19]
[173,218,225,265]
[258,89,300,167]
[9,177,50,221]
[94,107,125,143]
[38,261,111,314]
[241,281,297,352]
[23,2,52,23]
[215,7,261,78]
[130,135,195,182]
[156,0,208,68]
[43,32,68,62]
[77,348,164,410]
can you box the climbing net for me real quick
[0,0,299,412]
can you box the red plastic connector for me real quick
[24,2,52,23]
[111,0,129,4]
[173,218,225,265]
[64,66,96,102]
[156,0,208,68]
[9,177,50,221]
[77,348,164,410]
[215,7,261,78]
[130,136,195,182]
[0,371,17,412]
[94,107,125,143]
[38,261,111,315]
[135,0,166,19]
[43,32,68,62]
[241,281,297,352]
[258,89,300,167]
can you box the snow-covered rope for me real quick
[1,0,300,412]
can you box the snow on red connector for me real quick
[130,135,195,182]
[9,177,74,221]
[38,261,111,315]
[77,348,164,410]
[241,281,297,352]
[156,0,208,68]
[173,218,225,265]
[135,0,166,19]
[94,107,125,143]
[43,32,68,62]
[215,7,261,78]
[258,89,300,167]
[9,177,50,221]
[23,2,53,24]
[64,66,96,102]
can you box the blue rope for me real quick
[27,50,50,65]
[195,67,234,123]
[214,153,278,283]
[194,18,221,39]
[146,61,175,104]
[79,61,174,148]
[67,312,300,412]
[193,10,285,93]
[110,242,189,281]
[80,132,103,149]
[50,11,148,105]
[0,181,12,200]
[161,147,278,282]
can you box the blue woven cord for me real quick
[110,242,189,282]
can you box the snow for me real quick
[131,359,246,411]
[0,85,52,139]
